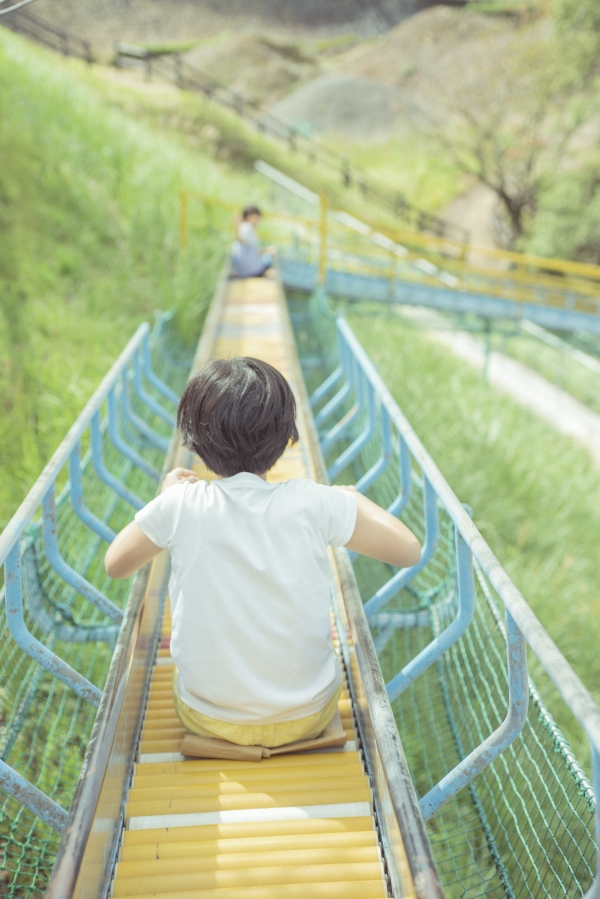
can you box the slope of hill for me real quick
[0,28,276,524]
[25,0,437,58]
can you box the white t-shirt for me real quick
[135,473,357,723]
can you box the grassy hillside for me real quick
[0,29,279,526]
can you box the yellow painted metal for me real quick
[120,829,378,861]
[114,881,388,899]
[122,816,376,846]
[112,861,385,896]
[128,775,370,805]
[126,786,372,820]
[116,845,380,878]
[134,751,363,778]
[132,761,364,789]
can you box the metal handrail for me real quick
[312,313,600,894]
[0,322,177,830]
[1,8,92,62]
[0,325,148,567]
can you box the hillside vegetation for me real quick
[168,2,600,258]
[0,28,279,526]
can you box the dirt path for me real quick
[401,307,600,468]
[442,182,498,250]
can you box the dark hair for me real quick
[242,205,261,220]
[177,357,299,477]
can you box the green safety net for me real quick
[290,289,597,899]
[0,317,193,899]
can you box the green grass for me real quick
[0,27,457,527]
[347,307,600,760]
[328,134,465,214]
[143,41,199,56]
[490,327,600,414]
[0,29,284,526]
[434,314,600,416]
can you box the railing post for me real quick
[120,370,169,453]
[419,608,529,820]
[354,406,393,495]
[328,379,377,481]
[320,354,362,455]
[386,529,475,702]
[4,545,102,707]
[133,351,176,427]
[314,337,353,430]
[174,52,183,88]
[0,759,68,833]
[364,475,439,620]
[309,360,344,409]
[90,410,145,510]
[42,487,123,624]
[142,331,180,406]
[386,435,412,517]
[107,388,160,481]
[69,441,116,544]
[583,745,600,897]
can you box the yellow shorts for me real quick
[172,667,342,748]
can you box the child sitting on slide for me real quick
[105,357,420,748]
[231,205,276,278]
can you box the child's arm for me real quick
[104,523,161,579]
[336,486,421,568]
[104,467,198,579]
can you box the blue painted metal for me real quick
[312,311,600,870]
[320,357,363,455]
[281,258,600,337]
[0,321,178,831]
[386,529,475,702]
[313,341,353,430]
[0,324,150,565]
[310,363,343,409]
[0,759,68,832]
[328,380,377,480]
[120,370,170,453]
[42,488,123,625]
[107,388,160,481]
[387,435,412,517]
[364,475,439,620]
[134,351,176,427]
[355,406,392,494]
[4,545,102,708]
[143,332,180,406]
[418,609,528,820]
[69,442,116,544]
[90,411,145,511]
[588,747,600,899]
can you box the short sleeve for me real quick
[135,484,186,549]
[314,483,357,547]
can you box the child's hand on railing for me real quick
[161,467,199,493]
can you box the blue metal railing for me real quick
[310,311,600,897]
[0,323,176,832]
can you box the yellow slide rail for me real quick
[179,189,600,316]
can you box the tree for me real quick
[553,0,600,79]
[415,26,590,244]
